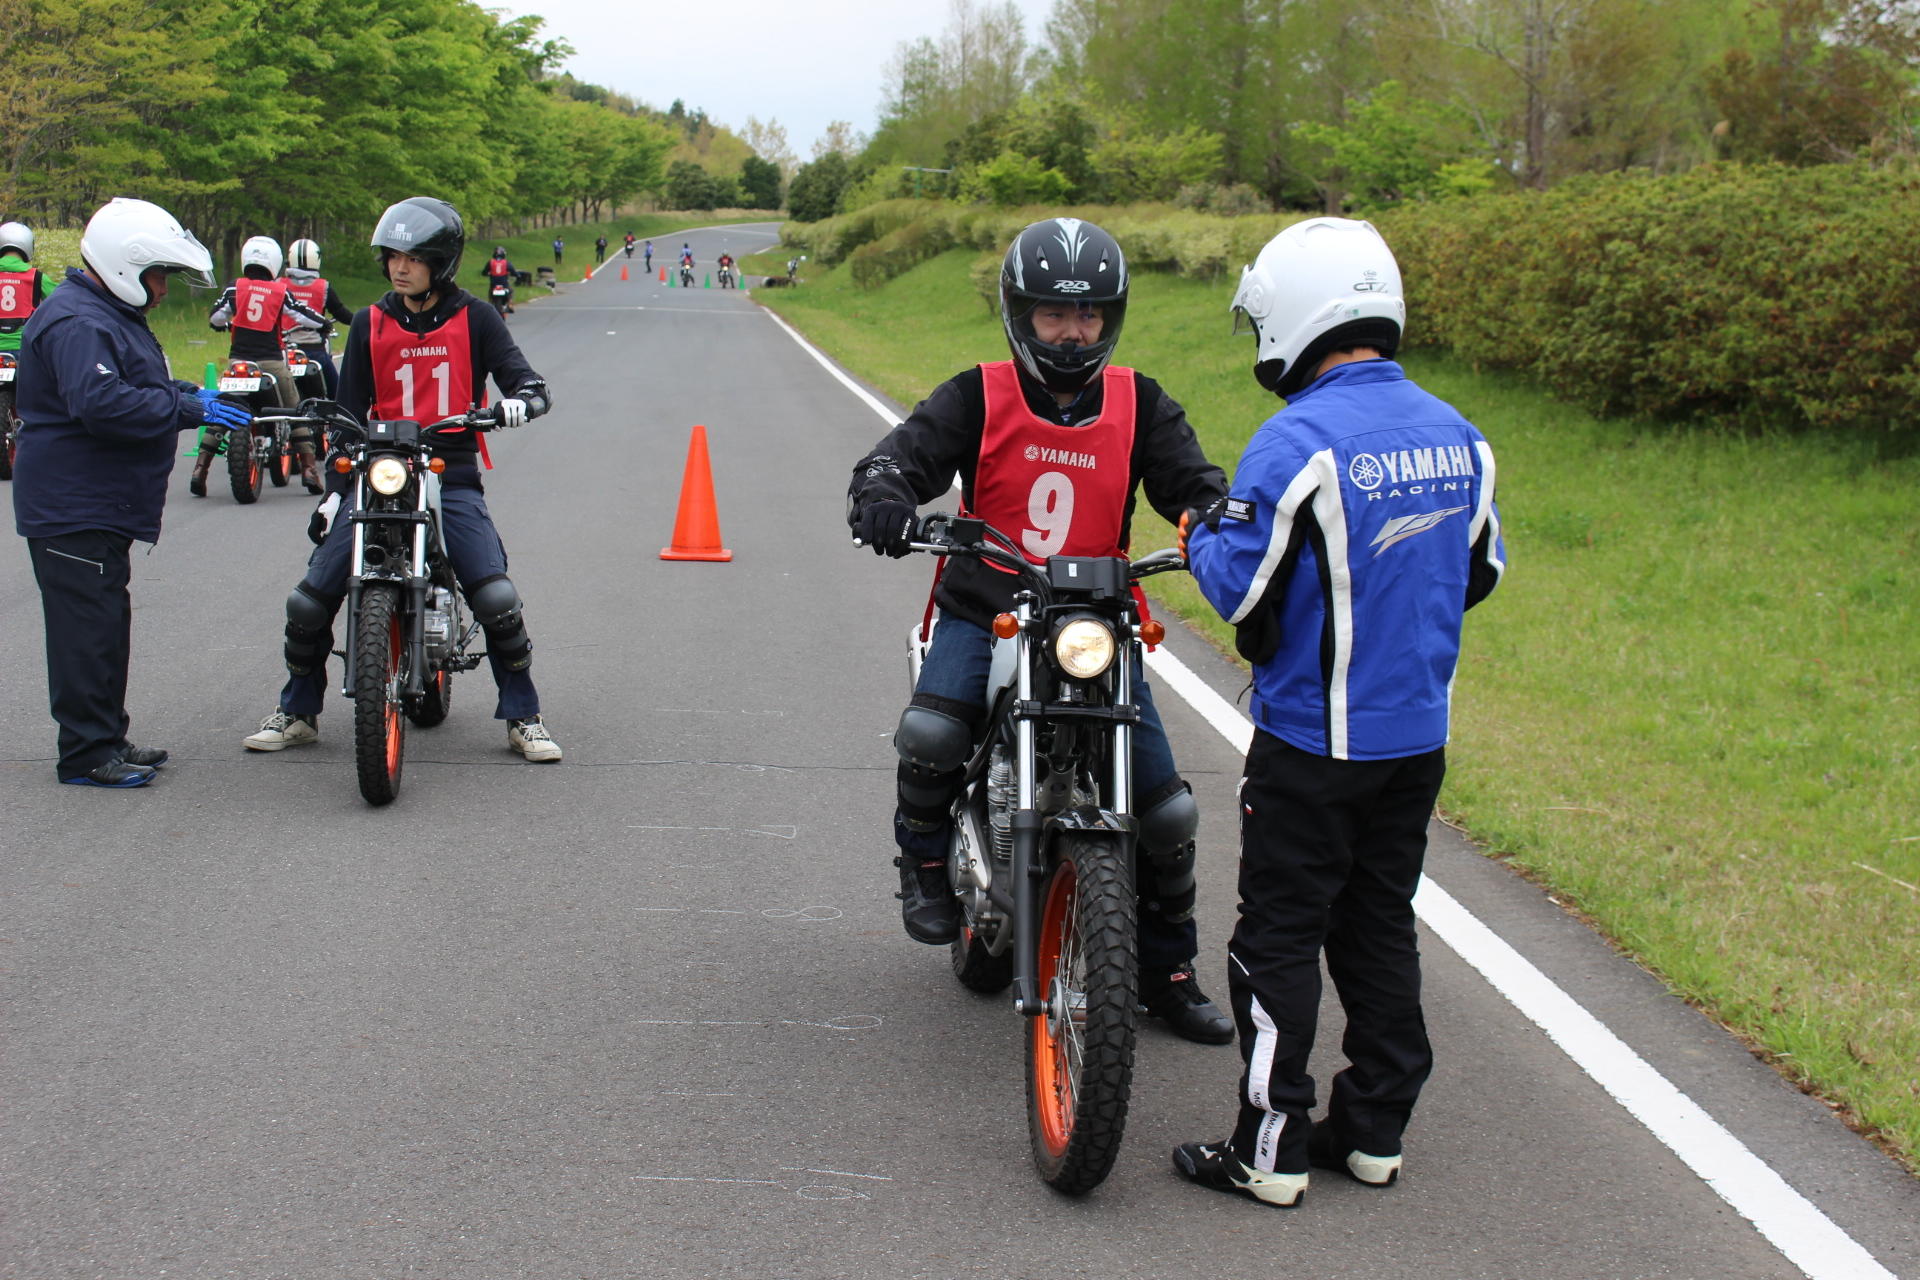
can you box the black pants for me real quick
[1227,730,1445,1172]
[27,531,137,780]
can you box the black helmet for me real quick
[1000,218,1128,394]
[493,246,506,256]
[370,196,464,290]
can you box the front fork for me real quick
[340,479,434,701]
[1009,631,1138,1017]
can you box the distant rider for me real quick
[242,195,563,764]
[482,246,517,314]
[845,217,1236,1045]
[0,220,49,430]
[281,238,355,398]
[202,235,327,494]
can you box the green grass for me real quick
[24,214,772,380]
[762,247,1920,1169]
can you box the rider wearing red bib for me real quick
[241,196,562,764]
[847,218,1234,1045]
[281,238,354,397]
[200,236,327,494]
[0,220,47,430]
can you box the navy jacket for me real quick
[1188,360,1505,760]
[13,268,206,542]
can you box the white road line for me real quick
[767,311,1895,1280]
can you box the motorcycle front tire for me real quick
[353,583,407,806]
[1025,831,1137,1195]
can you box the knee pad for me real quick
[1137,779,1200,923]
[894,704,973,830]
[284,584,338,676]
[467,574,532,671]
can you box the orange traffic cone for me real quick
[582,266,592,282]
[658,266,666,282]
[660,424,732,562]
[620,263,629,281]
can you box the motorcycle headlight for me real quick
[1053,617,1116,680]
[368,456,410,495]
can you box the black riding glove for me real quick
[855,500,916,558]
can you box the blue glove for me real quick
[196,388,252,431]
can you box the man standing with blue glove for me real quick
[12,197,248,787]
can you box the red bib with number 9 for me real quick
[370,305,476,422]
[971,360,1136,565]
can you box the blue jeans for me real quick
[901,613,1195,971]
[278,485,538,720]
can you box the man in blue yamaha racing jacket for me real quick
[1173,218,1505,1208]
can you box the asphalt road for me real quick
[3,223,1914,1280]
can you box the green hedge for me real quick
[787,165,1920,433]
[1378,162,1920,433]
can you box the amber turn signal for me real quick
[332,456,352,473]
[1140,620,1166,646]
[428,458,446,473]
[992,613,1020,640]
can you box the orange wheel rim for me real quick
[1031,857,1078,1157]
[383,611,402,774]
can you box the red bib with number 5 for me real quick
[232,277,290,334]
[370,305,477,422]
[970,360,1136,566]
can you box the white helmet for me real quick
[288,238,321,272]
[1230,217,1404,398]
[80,197,214,308]
[240,235,284,278]
[0,220,32,260]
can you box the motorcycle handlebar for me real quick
[886,511,1189,587]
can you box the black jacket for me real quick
[334,287,548,489]
[13,269,206,541]
[848,364,1227,627]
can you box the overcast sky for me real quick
[499,0,1059,161]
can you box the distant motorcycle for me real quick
[489,277,512,318]
[215,359,293,502]
[717,264,735,290]
[0,351,18,480]
[679,262,696,289]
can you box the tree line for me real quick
[0,0,675,269]
[786,0,1920,220]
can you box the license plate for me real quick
[218,377,261,392]
[0,369,13,382]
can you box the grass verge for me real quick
[759,247,1920,1170]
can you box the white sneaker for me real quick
[508,716,562,762]
[244,710,318,752]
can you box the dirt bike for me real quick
[716,264,735,290]
[215,359,293,502]
[678,262,696,289]
[255,401,495,805]
[0,351,18,480]
[488,277,512,318]
[893,512,1186,1195]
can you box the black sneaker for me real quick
[1308,1119,1402,1186]
[894,855,960,945]
[1141,966,1234,1044]
[62,758,156,788]
[1171,1140,1307,1207]
[121,744,169,769]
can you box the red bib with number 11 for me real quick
[970,360,1136,565]
[370,305,477,422]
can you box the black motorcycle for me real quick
[255,401,494,806]
[678,262,696,289]
[215,359,293,502]
[894,512,1186,1194]
[0,351,18,480]
[488,277,512,318]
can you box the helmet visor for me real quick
[140,228,215,291]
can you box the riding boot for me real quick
[189,451,214,498]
